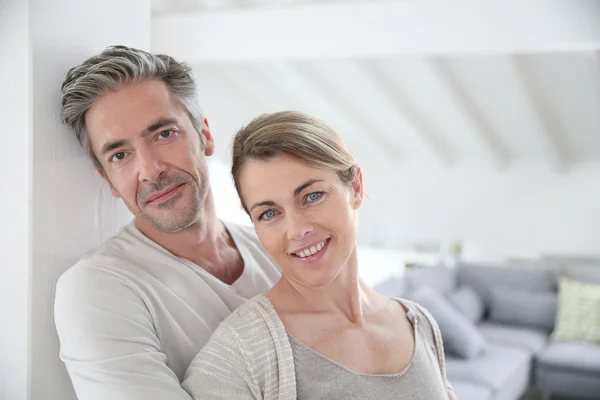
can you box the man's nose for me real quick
[137,148,167,183]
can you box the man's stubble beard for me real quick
[137,172,204,233]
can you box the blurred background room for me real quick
[1,1,599,399]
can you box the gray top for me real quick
[183,295,450,400]
[289,302,449,400]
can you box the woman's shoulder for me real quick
[391,297,440,339]
[209,294,294,358]
[187,295,285,375]
[184,295,292,398]
[189,294,295,395]
[215,294,278,338]
[392,297,426,319]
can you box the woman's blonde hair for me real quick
[231,111,357,210]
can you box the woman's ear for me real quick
[351,165,364,209]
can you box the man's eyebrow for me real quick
[99,117,179,156]
[141,117,179,137]
[100,139,129,156]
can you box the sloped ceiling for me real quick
[151,0,600,173]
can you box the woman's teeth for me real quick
[295,239,328,258]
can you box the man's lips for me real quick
[145,183,185,204]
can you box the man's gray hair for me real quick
[61,45,203,167]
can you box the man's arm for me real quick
[448,388,458,400]
[54,264,192,400]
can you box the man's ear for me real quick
[96,166,120,198]
[351,165,363,209]
[201,117,215,157]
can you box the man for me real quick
[54,45,281,399]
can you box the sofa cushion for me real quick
[450,381,493,400]
[448,286,485,323]
[537,341,600,374]
[490,362,531,400]
[404,265,456,295]
[561,264,600,284]
[409,286,486,359]
[553,278,600,343]
[445,343,532,393]
[478,322,549,354]
[489,286,557,331]
[456,263,555,307]
[535,364,600,399]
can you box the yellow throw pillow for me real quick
[552,278,600,343]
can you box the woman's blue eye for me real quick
[307,192,322,202]
[261,210,276,220]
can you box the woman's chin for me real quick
[286,268,344,289]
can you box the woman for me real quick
[182,111,457,400]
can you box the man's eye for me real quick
[260,210,277,221]
[110,152,126,162]
[306,192,323,202]
[158,130,174,140]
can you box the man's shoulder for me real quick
[58,220,167,290]
[56,253,139,300]
[81,220,146,261]
[54,250,148,325]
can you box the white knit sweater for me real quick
[182,295,449,399]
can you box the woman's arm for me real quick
[182,325,260,400]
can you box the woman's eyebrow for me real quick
[249,200,276,213]
[294,179,324,197]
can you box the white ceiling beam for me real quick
[357,60,454,167]
[245,61,381,158]
[237,63,307,109]
[427,58,511,169]
[199,64,275,109]
[151,0,205,14]
[152,1,600,62]
[511,56,570,172]
[288,61,405,161]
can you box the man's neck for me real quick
[135,208,244,284]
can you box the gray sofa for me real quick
[374,262,600,400]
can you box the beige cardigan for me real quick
[182,295,450,399]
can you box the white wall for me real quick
[0,2,32,399]
[357,160,600,262]
[208,158,251,227]
[1,1,149,399]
